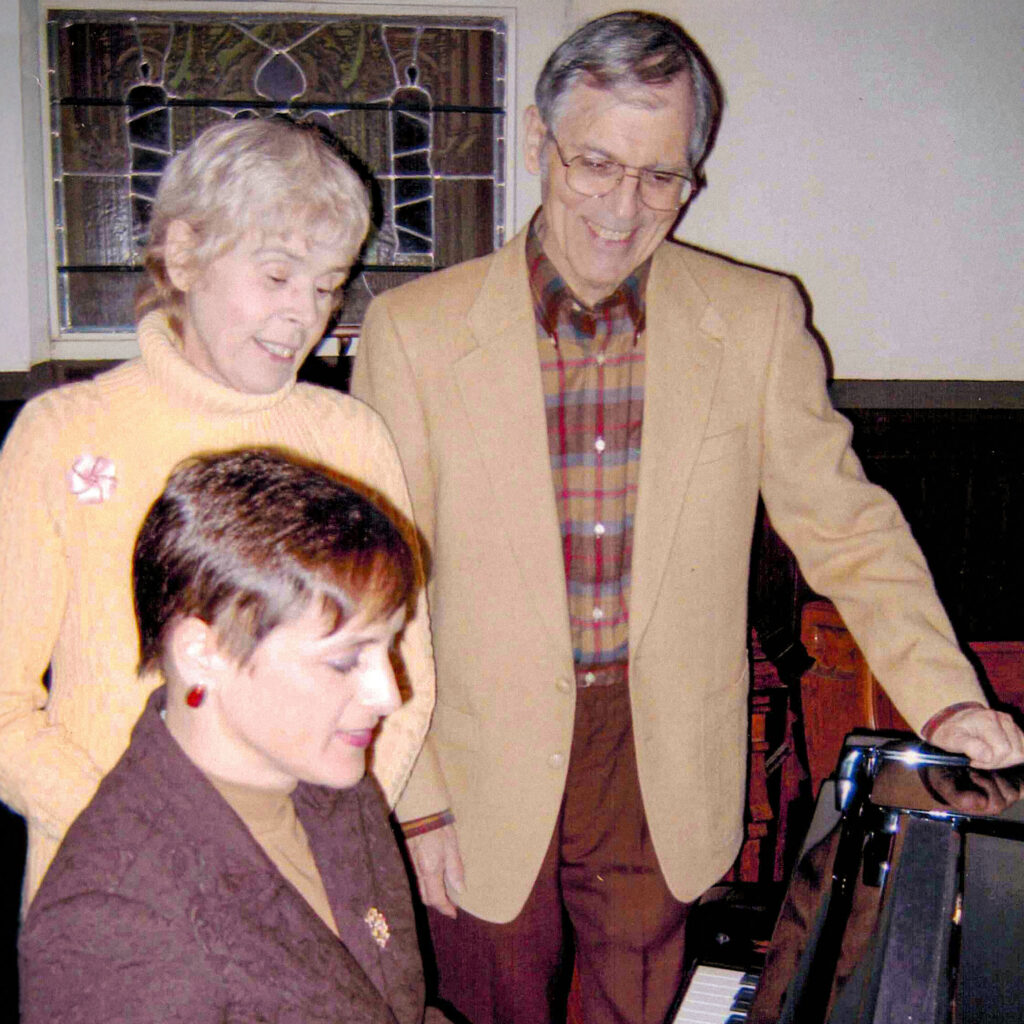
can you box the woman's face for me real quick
[207,599,405,790]
[176,226,352,394]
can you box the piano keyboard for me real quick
[670,964,760,1024]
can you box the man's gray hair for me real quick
[535,10,721,173]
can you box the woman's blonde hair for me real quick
[136,118,371,331]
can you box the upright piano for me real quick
[672,734,1024,1023]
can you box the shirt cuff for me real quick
[401,809,455,839]
[921,701,987,742]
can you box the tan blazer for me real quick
[352,226,984,923]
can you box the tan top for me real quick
[210,775,339,938]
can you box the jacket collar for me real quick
[452,225,729,661]
[629,244,727,649]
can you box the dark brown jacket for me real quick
[20,687,427,1024]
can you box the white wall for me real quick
[577,0,1024,380]
[1,0,35,371]
[5,1,1022,378]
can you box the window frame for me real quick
[36,0,521,360]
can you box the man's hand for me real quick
[407,823,465,918]
[929,706,1024,769]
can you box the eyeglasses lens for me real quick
[566,159,690,211]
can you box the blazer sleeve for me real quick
[20,889,223,1023]
[757,277,985,732]
[352,297,452,823]
[0,398,104,842]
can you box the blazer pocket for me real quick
[432,702,480,752]
[696,424,746,465]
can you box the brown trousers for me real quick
[427,683,690,1024]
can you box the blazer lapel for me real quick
[301,783,424,1024]
[454,236,573,657]
[630,245,727,650]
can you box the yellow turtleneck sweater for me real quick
[0,312,435,905]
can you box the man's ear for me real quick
[166,616,229,688]
[523,105,547,177]
[164,219,199,292]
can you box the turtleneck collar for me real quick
[137,311,299,416]
[208,774,299,836]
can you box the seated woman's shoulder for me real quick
[29,775,181,913]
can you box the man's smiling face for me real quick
[524,76,695,307]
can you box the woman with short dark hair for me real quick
[20,449,439,1023]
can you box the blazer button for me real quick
[547,753,566,770]
[556,677,572,693]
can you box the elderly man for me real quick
[352,11,1024,1024]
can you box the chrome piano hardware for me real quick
[752,733,1024,1023]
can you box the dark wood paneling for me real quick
[841,406,1024,641]
[752,402,1024,645]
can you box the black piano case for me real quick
[751,735,1024,1024]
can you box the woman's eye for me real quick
[329,655,359,674]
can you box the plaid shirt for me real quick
[527,214,649,688]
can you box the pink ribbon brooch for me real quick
[68,453,117,504]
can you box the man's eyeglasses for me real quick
[547,134,695,212]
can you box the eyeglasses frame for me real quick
[545,131,697,211]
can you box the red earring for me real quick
[185,685,206,709]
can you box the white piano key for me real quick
[672,964,760,1024]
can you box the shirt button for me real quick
[595,352,606,365]
[584,671,597,685]
[592,607,604,621]
[556,677,572,693]
[595,437,606,453]
[548,753,566,770]
[594,522,605,537]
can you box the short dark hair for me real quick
[535,10,722,172]
[133,448,418,672]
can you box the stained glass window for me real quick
[47,10,507,335]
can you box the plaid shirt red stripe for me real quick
[527,214,648,687]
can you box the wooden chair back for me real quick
[798,599,1024,796]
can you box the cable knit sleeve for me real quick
[302,387,441,814]
[0,398,104,843]
[353,404,442,813]
[352,303,452,823]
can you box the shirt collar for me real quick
[526,209,649,343]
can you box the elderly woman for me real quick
[0,118,433,906]
[20,449,440,1022]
